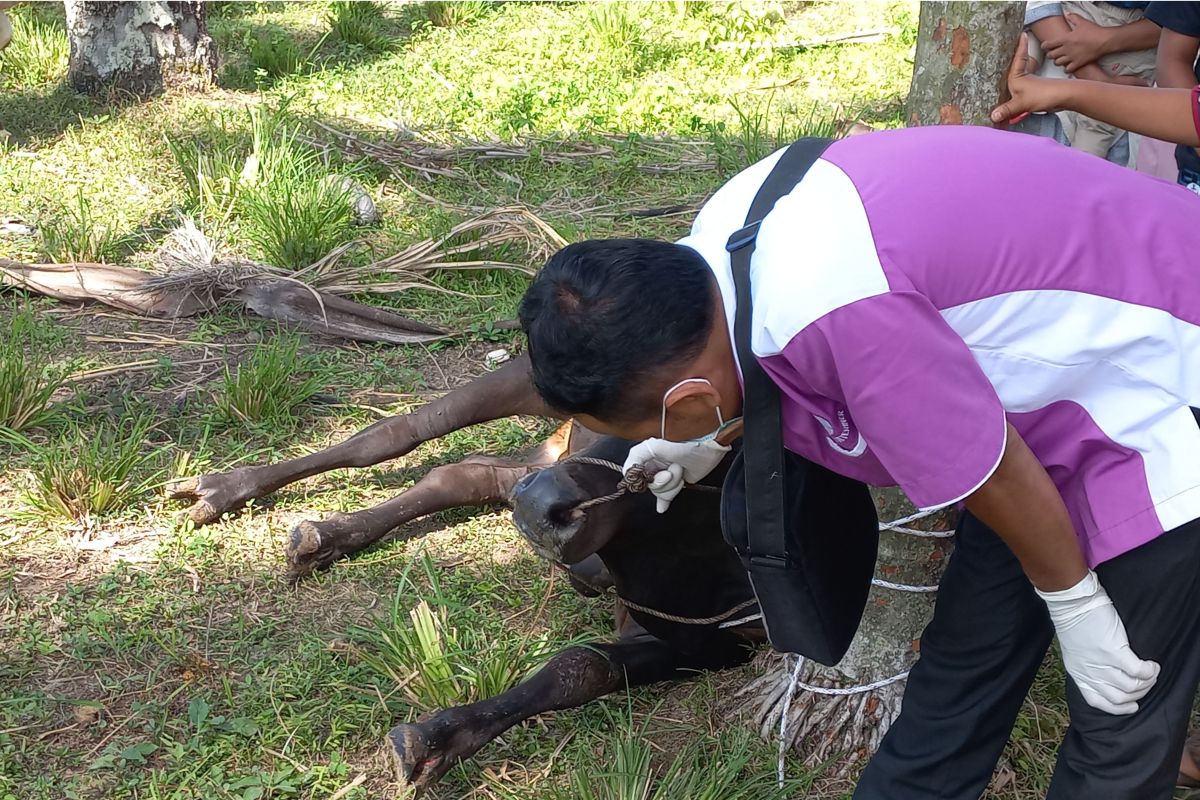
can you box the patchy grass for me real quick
[0,304,70,431]
[325,1,391,52]
[215,334,326,429]
[39,187,131,263]
[351,553,553,712]
[535,722,809,800]
[0,4,1077,800]
[0,4,70,90]
[10,414,162,523]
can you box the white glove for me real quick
[622,437,731,514]
[1036,570,1160,715]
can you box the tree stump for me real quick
[64,1,217,98]
[742,487,958,772]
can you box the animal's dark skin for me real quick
[168,354,558,524]
[388,436,762,792]
[166,355,763,793]
[167,354,568,579]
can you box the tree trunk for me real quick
[742,5,1026,772]
[64,1,216,98]
[742,489,957,772]
[906,1,1024,126]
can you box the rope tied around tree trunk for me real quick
[555,453,948,785]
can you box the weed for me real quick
[326,0,390,51]
[40,188,127,263]
[354,554,552,711]
[483,717,803,800]
[215,334,324,427]
[0,8,69,88]
[585,3,643,52]
[165,134,246,225]
[239,105,357,268]
[0,305,68,432]
[169,104,358,267]
[422,1,489,29]
[709,95,841,171]
[246,24,303,80]
[697,1,784,53]
[239,168,355,269]
[13,415,160,521]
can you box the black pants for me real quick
[854,514,1200,800]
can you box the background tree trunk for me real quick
[743,489,957,772]
[746,9,1027,761]
[906,1,1024,126]
[64,1,216,98]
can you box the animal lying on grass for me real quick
[170,354,767,790]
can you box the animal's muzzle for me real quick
[510,469,588,563]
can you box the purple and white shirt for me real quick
[678,126,1200,567]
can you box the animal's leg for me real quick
[286,455,541,579]
[170,355,560,524]
[387,634,755,791]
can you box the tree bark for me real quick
[906,1,1024,126]
[745,4,1025,772]
[743,488,957,771]
[64,1,217,98]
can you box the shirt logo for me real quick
[814,408,868,457]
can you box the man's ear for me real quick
[662,378,722,413]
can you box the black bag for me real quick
[719,138,880,666]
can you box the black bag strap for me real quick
[725,138,832,564]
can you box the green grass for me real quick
[215,334,326,428]
[0,5,69,89]
[540,724,807,800]
[585,3,644,52]
[352,553,552,712]
[420,1,490,30]
[167,102,359,266]
[326,0,391,51]
[0,4,1067,799]
[39,187,131,263]
[0,304,69,431]
[248,23,305,80]
[9,414,161,522]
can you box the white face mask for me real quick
[660,378,741,443]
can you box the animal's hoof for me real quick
[166,472,253,526]
[285,520,337,581]
[388,723,449,791]
[166,476,198,499]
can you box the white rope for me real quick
[719,611,764,629]
[872,578,940,593]
[777,653,806,788]
[879,508,940,527]
[773,507,942,784]
[881,524,956,538]
[790,668,911,696]
[879,508,956,538]
[774,654,912,786]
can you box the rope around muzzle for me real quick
[564,455,721,514]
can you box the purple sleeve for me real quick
[769,291,1008,510]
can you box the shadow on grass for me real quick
[210,3,440,94]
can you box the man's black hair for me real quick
[518,239,715,421]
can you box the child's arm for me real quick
[1041,12,1159,75]
[991,33,1200,146]
[1029,15,1113,83]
